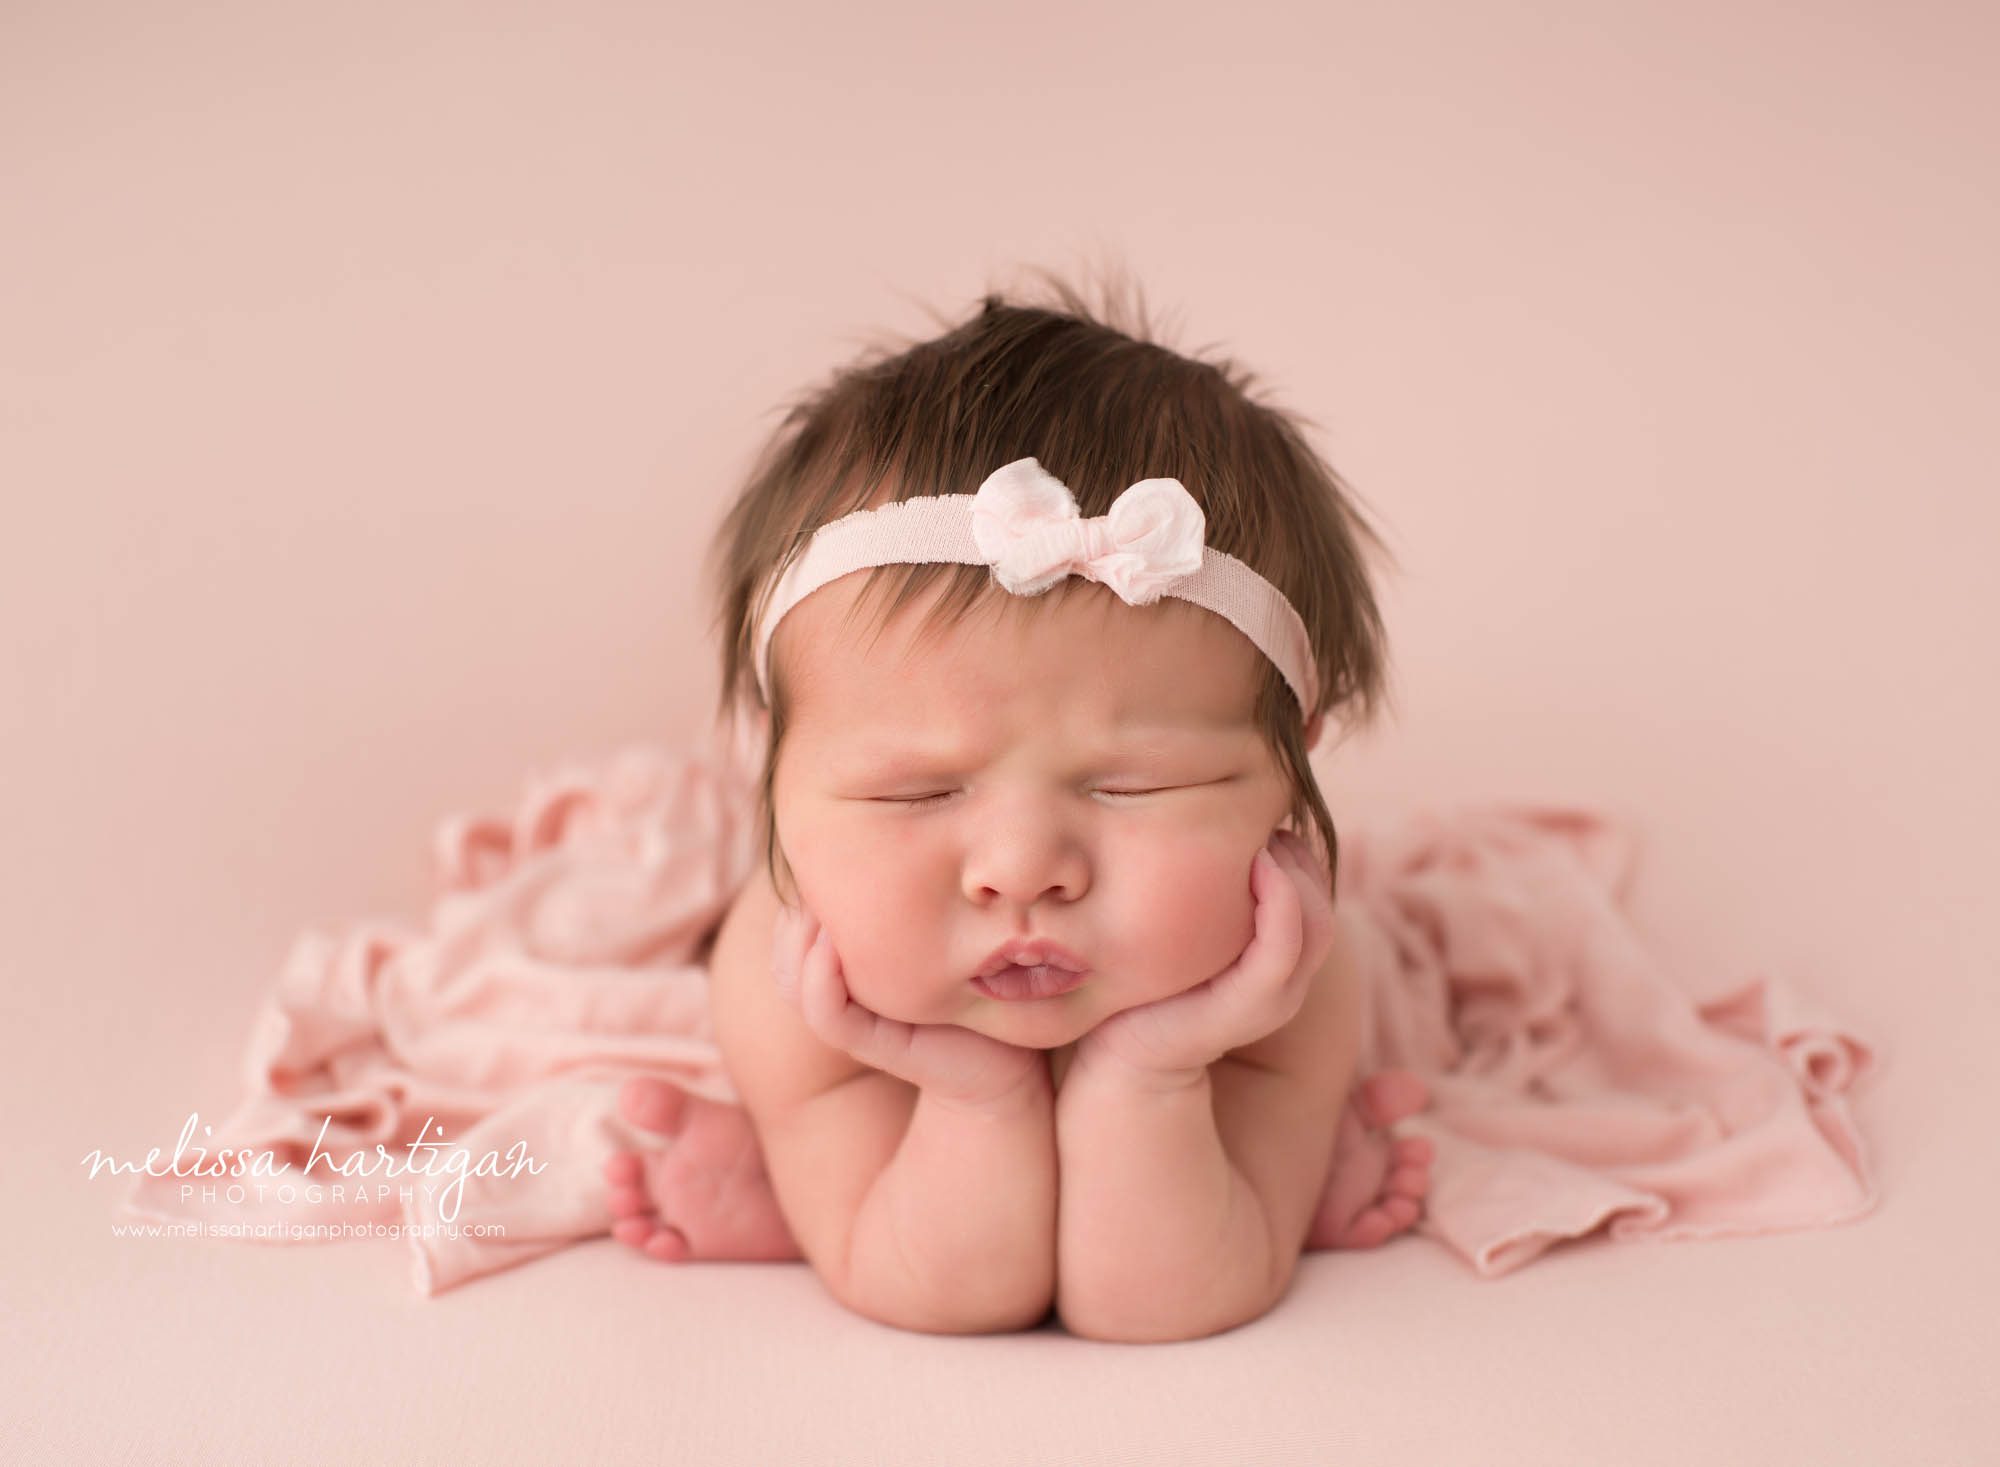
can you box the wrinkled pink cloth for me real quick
[126,723,1878,1293]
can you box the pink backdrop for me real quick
[5,1,1994,1462]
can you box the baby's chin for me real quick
[951,985,1166,1050]
[851,981,1085,1049]
[959,1008,1095,1051]
[859,969,1210,1047]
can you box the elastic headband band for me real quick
[750,456,1320,715]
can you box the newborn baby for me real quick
[601,278,1433,1341]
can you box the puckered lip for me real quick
[972,939,1092,983]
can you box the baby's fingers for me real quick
[771,904,814,1000]
[1270,829,1336,968]
[773,908,1040,1101]
[789,919,857,1033]
[789,923,929,1079]
[1201,846,1315,1038]
[1242,847,1307,987]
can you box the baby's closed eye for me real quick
[874,780,1233,811]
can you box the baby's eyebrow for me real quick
[840,724,1244,765]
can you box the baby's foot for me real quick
[1305,1070,1435,1250]
[602,1077,803,1263]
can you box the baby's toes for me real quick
[1325,1142,1430,1249]
[604,1150,651,1219]
[606,1172,693,1264]
[1378,1195,1422,1230]
[608,1182,652,1220]
[604,1146,692,1261]
[603,1151,642,1189]
[1354,1069,1430,1129]
[1335,1205,1403,1249]
[639,1223,691,1262]
[619,1076,690,1136]
[1386,1136,1434,1201]
[611,1215,691,1261]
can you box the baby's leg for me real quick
[1306,1070,1435,1250]
[602,1077,803,1262]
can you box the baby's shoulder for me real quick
[1217,907,1364,1081]
[705,857,875,1126]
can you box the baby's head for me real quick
[703,270,1392,1049]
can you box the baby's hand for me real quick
[771,904,1049,1110]
[1071,829,1336,1090]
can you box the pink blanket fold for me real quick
[125,726,1878,1293]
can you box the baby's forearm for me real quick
[847,1068,1057,1334]
[1055,1056,1278,1342]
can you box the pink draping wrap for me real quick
[125,723,1877,1293]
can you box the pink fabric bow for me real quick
[970,457,1206,603]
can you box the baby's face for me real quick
[768,571,1297,1052]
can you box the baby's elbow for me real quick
[850,1277,1056,1336]
[1059,1303,1271,1345]
[1058,1277,1284,1344]
[834,1237,1056,1336]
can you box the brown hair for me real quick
[702,264,1398,908]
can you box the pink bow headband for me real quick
[750,456,1320,714]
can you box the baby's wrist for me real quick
[921,1059,1054,1119]
[1067,1041,1211,1099]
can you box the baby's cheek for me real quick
[784,843,929,1008]
[1122,842,1258,987]
[846,920,941,1013]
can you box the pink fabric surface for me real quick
[124,722,1877,1294]
[1339,805,1877,1274]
